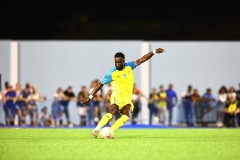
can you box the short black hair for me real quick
[114,52,125,59]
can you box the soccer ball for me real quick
[100,127,114,139]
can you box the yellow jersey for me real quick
[158,92,167,108]
[101,61,136,110]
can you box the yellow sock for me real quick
[111,115,129,131]
[95,113,113,130]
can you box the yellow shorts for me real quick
[110,94,134,112]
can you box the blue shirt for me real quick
[5,91,17,108]
[165,89,177,102]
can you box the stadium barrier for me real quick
[177,100,217,126]
[0,99,219,127]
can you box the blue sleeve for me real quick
[101,69,113,84]
[125,61,136,70]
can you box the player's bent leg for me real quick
[111,104,131,131]
[91,104,118,138]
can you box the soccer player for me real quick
[81,48,165,138]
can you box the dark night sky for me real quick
[0,0,240,40]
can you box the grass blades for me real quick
[0,128,240,160]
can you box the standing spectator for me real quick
[52,87,65,126]
[28,85,45,126]
[15,82,22,125]
[157,85,168,125]
[201,88,216,126]
[181,85,194,127]
[223,95,239,127]
[15,83,22,96]
[131,83,147,124]
[18,82,32,126]
[148,87,159,125]
[165,83,178,126]
[191,88,202,126]
[77,85,90,126]
[61,86,76,126]
[51,93,62,127]
[5,85,17,126]
[216,86,228,127]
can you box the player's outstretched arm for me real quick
[135,48,165,66]
[80,82,104,104]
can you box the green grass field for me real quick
[0,128,240,160]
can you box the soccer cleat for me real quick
[91,129,99,138]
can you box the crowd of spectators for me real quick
[0,80,240,128]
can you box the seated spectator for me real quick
[223,96,239,127]
[40,106,53,127]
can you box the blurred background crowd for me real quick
[0,80,240,128]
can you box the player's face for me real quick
[115,57,125,70]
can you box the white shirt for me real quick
[181,91,192,98]
[218,93,227,102]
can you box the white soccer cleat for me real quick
[91,129,99,138]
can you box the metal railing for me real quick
[0,99,220,127]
